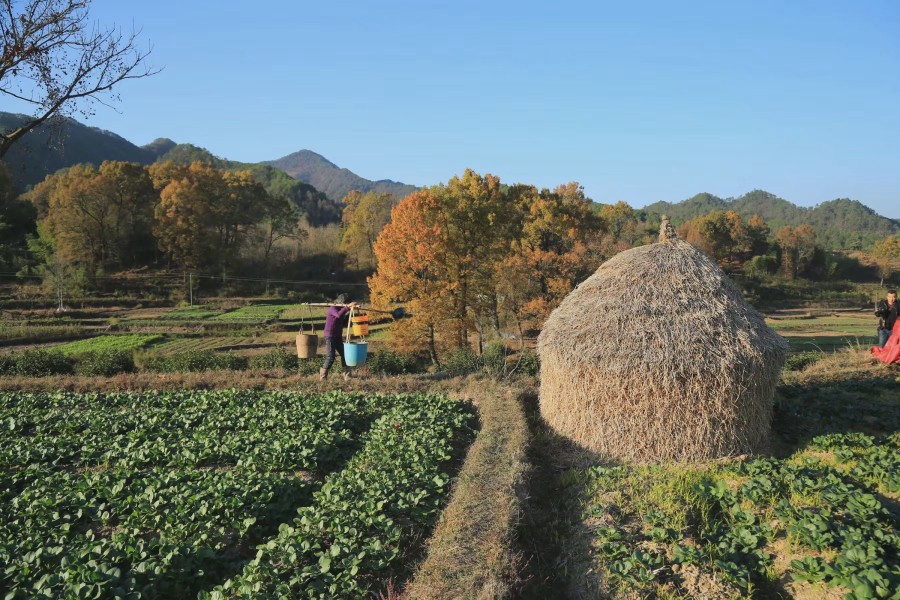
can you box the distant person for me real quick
[872,327,900,365]
[875,289,897,348]
[320,294,357,380]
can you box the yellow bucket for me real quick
[351,314,369,336]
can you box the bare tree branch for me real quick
[0,0,159,157]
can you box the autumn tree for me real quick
[369,170,515,361]
[0,0,157,157]
[40,164,116,269]
[745,214,770,257]
[154,163,269,273]
[679,210,772,267]
[31,161,154,271]
[97,161,156,265]
[369,190,451,364]
[340,190,395,270]
[256,194,304,278]
[498,182,604,338]
[596,201,651,254]
[872,235,900,286]
[775,225,817,279]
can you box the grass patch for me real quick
[406,382,528,599]
[54,334,162,356]
[211,304,293,322]
[0,323,87,344]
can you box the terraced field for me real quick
[767,310,877,353]
[152,336,275,354]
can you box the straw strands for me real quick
[537,236,788,463]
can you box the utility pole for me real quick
[189,273,193,306]
[57,282,63,312]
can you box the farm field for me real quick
[1,295,897,599]
[0,390,475,598]
[520,350,900,599]
[0,300,393,365]
[766,310,878,353]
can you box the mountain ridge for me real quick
[264,149,419,202]
[641,190,899,249]
[0,111,419,205]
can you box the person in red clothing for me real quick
[320,294,357,380]
[872,329,900,365]
[872,290,900,365]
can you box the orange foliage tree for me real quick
[370,171,605,362]
[775,225,817,279]
[497,183,604,341]
[679,210,771,267]
[153,162,267,272]
[36,161,155,271]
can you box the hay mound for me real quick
[537,233,787,463]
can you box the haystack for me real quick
[537,219,788,463]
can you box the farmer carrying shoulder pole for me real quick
[321,294,357,380]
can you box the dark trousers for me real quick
[878,328,893,348]
[323,337,346,371]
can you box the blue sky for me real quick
[9,0,900,217]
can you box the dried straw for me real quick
[537,233,787,463]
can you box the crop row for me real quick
[1,467,313,599]
[54,335,163,356]
[211,305,298,322]
[0,391,474,599]
[206,394,475,598]
[0,390,379,473]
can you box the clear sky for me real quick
[9,0,900,217]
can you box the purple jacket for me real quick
[323,306,350,339]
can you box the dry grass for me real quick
[782,344,894,384]
[406,382,529,600]
[538,238,788,463]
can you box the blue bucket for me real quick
[343,341,368,367]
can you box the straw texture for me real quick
[537,237,788,463]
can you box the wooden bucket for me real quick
[296,320,318,359]
[351,314,369,336]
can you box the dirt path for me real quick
[516,393,609,599]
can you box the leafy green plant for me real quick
[0,390,475,599]
[55,334,162,356]
[440,348,482,375]
[784,350,825,371]
[73,348,135,376]
[142,349,248,372]
[249,346,298,370]
[367,350,425,375]
[514,348,540,376]
[2,348,73,376]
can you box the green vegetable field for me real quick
[0,390,475,599]
[575,434,899,599]
[54,334,163,356]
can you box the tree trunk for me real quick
[428,324,439,366]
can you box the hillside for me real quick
[153,144,341,225]
[264,149,418,202]
[643,190,900,249]
[0,112,156,191]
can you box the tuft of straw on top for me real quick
[537,236,787,463]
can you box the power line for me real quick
[0,271,368,287]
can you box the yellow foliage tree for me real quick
[872,235,900,286]
[339,190,396,270]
